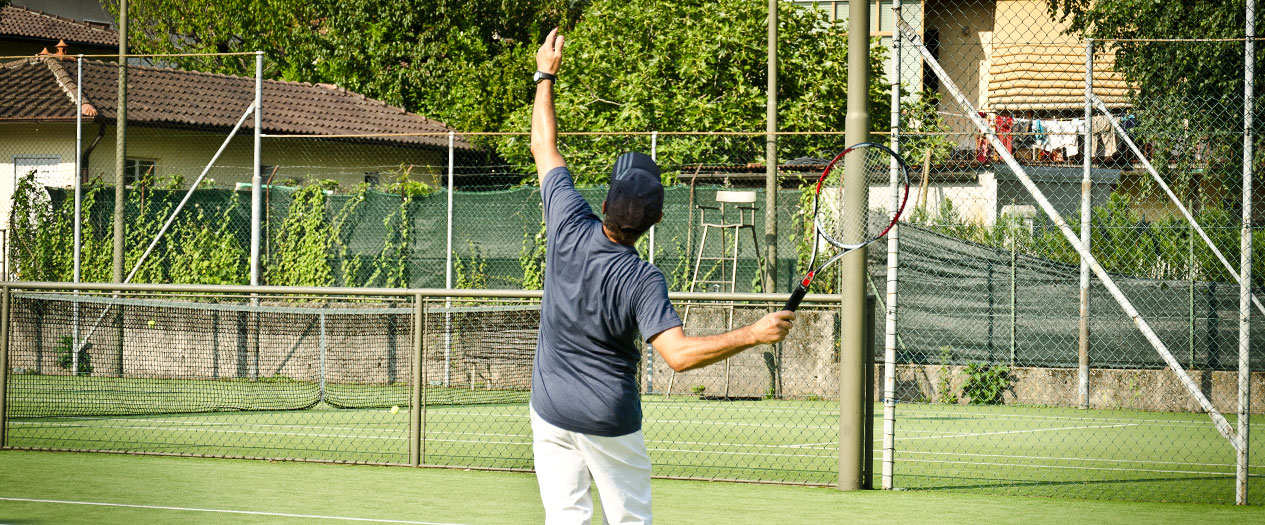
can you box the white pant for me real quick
[530,406,653,524]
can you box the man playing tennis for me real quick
[529,28,796,524]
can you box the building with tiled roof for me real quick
[0,4,117,56]
[1,52,477,224]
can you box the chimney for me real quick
[55,40,69,58]
[38,47,51,56]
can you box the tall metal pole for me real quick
[1079,39,1093,410]
[1237,0,1254,506]
[250,51,263,286]
[839,0,871,491]
[764,0,778,293]
[881,3,902,492]
[73,54,83,375]
[443,131,454,387]
[113,0,127,284]
[75,55,83,285]
[650,131,658,265]
[113,0,127,378]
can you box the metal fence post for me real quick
[1237,0,1255,505]
[881,3,902,491]
[411,293,425,467]
[0,285,9,448]
[1079,39,1094,410]
[839,0,870,491]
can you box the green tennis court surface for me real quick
[6,381,1260,504]
[2,450,1263,524]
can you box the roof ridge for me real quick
[79,58,448,129]
[4,4,117,37]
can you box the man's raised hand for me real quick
[537,27,564,75]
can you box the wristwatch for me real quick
[533,71,557,84]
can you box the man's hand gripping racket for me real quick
[782,142,911,311]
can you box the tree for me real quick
[1046,0,1260,208]
[496,0,892,183]
[104,0,585,132]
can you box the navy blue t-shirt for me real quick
[530,166,682,437]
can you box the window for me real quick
[124,158,157,186]
[923,28,940,93]
[13,155,63,187]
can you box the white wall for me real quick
[0,121,449,219]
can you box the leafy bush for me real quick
[961,363,1012,405]
[54,335,92,376]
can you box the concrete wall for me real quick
[890,363,1265,414]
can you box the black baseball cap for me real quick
[604,152,663,233]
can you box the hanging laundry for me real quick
[976,112,993,163]
[1090,115,1117,157]
[1044,119,1082,159]
[1012,119,1032,149]
[996,115,1015,155]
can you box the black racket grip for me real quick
[782,284,809,312]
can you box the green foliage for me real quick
[54,335,92,376]
[9,171,69,281]
[691,384,707,395]
[267,182,336,287]
[106,0,583,132]
[1046,0,1255,207]
[9,171,248,285]
[935,345,956,404]
[496,0,891,184]
[518,220,547,290]
[899,90,955,168]
[793,176,838,294]
[453,241,490,290]
[910,193,1262,289]
[960,363,1012,405]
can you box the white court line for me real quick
[895,458,1247,477]
[899,410,1237,427]
[899,423,1139,441]
[895,449,1265,470]
[0,497,465,524]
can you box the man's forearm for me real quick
[531,81,558,161]
[659,326,761,372]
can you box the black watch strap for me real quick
[534,71,557,84]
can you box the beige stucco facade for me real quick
[1,121,447,228]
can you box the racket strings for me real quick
[817,146,895,244]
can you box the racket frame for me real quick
[783,142,910,311]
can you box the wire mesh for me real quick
[0,1,1262,505]
[2,287,853,484]
[884,1,1263,504]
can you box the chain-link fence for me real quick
[2,1,1263,506]
[882,0,1263,505]
[0,284,858,484]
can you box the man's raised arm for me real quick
[531,28,566,178]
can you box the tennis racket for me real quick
[782,142,911,311]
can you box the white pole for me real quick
[319,312,327,403]
[1078,40,1093,410]
[649,131,657,265]
[73,54,83,375]
[1237,0,1254,505]
[446,131,455,290]
[881,4,901,491]
[250,51,262,287]
[444,131,454,387]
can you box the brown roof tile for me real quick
[1,5,118,47]
[0,57,471,150]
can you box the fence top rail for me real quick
[1,281,851,305]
